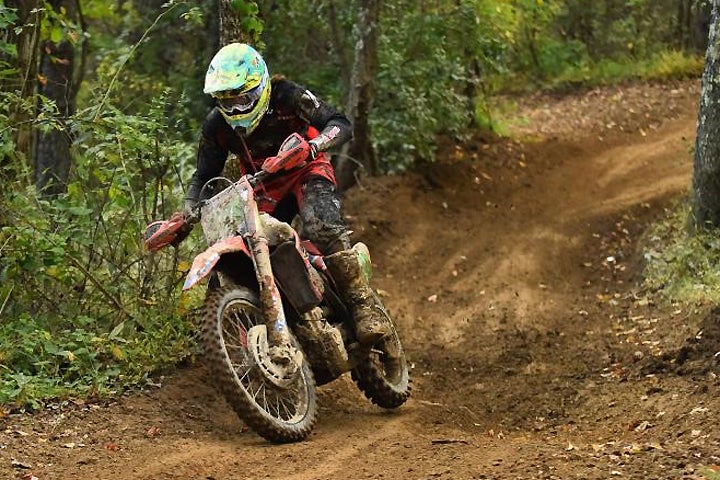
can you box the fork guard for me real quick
[183,236,251,290]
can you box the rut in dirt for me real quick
[357,115,696,431]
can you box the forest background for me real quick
[0,0,711,409]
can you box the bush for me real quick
[0,90,203,409]
[539,50,703,91]
[643,201,720,305]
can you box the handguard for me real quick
[261,133,311,173]
[143,212,190,251]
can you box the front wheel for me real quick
[201,286,317,443]
[351,295,411,409]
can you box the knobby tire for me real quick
[351,295,411,409]
[201,286,318,443]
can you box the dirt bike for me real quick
[143,133,410,443]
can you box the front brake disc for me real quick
[247,325,302,388]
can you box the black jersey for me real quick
[186,77,352,204]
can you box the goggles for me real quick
[214,74,268,114]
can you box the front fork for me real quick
[238,179,296,363]
[249,233,292,350]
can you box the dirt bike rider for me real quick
[181,43,387,346]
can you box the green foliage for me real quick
[264,0,703,170]
[473,97,521,137]
[231,0,263,38]
[0,93,202,407]
[0,4,19,66]
[264,0,513,171]
[643,201,720,305]
[370,2,472,171]
[646,50,705,79]
[262,1,349,104]
[497,0,705,91]
[77,0,213,133]
[543,50,703,90]
[0,3,205,409]
[40,0,82,46]
[0,312,194,407]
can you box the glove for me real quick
[169,213,193,247]
[182,199,199,223]
[167,202,198,247]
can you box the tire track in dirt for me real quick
[364,117,694,351]
[123,398,414,480]
[558,119,694,219]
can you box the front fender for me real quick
[183,236,251,290]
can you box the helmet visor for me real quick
[215,74,268,114]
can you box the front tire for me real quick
[201,286,317,443]
[351,295,411,409]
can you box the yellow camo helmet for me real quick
[204,43,271,135]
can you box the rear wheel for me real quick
[351,295,410,408]
[201,286,317,443]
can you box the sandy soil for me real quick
[3,80,720,480]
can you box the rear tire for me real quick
[201,286,317,442]
[351,295,411,409]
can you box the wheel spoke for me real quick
[259,383,267,408]
[274,394,282,419]
[228,310,245,337]
[251,379,263,402]
[231,359,251,374]
[235,308,253,329]
[279,396,294,419]
[237,363,254,386]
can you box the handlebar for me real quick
[248,169,271,187]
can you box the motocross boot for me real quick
[324,247,389,346]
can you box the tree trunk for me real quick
[692,0,720,228]
[464,57,482,127]
[694,0,713,52]
[676,0,693,49]
[524,25,542,76]
[3,0,42,172]
[327,1,352,90]
[34,0,78,197]
[336,0,380,192]
[209,0,221,54]
[219,0,253,46]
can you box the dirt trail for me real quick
[4,81,720,480]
